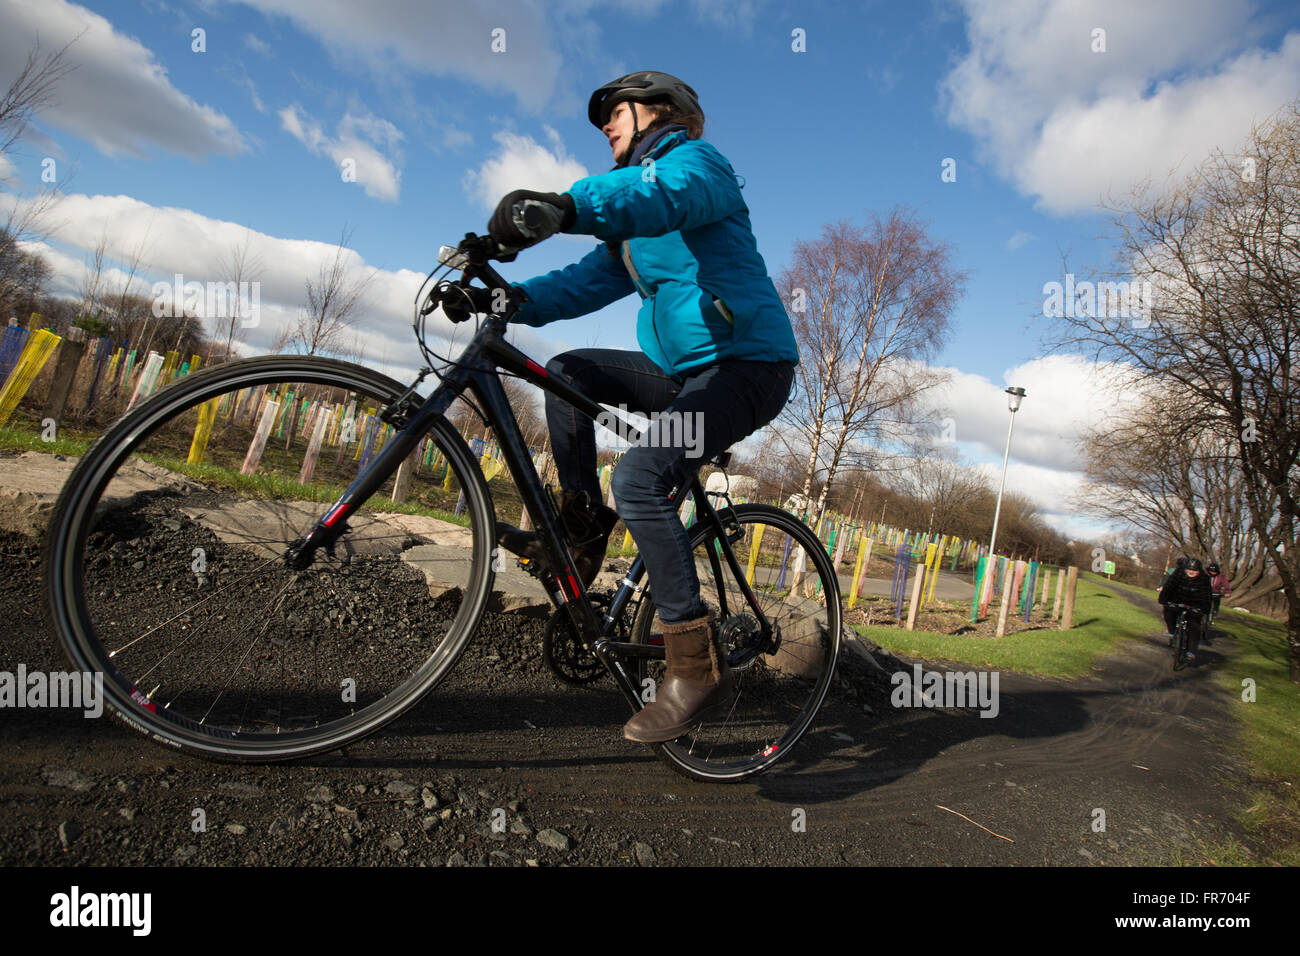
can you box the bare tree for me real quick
[0,35,79,160]
[0,226,50,317]
[1075,384,1280,603]
[0,34,81,322]
[282,227,373,356]
[774,210,964,526]
[889,441,989,539]
[1054,99,1300,680]
[79,229,109,322]
[216,229,263,362]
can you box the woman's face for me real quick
[602,100,653,164]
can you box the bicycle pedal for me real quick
[516,555,549,581]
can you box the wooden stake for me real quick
[1060,566,1079,629]
[905,564,925,631]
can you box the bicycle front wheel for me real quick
[629,503,842,782]
[42,355,495,761]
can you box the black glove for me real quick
[439,284,497,323]
[437,283,528,323]
[488,190,576,248]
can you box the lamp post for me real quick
[987,386,1026,560]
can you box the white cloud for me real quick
[226,0,563,112]
[278,103,403,202]
[0,190,564,382]
[1005,230,1035,250]
[463,127,590,209]
[943,0,1300,214]
[919,354,1143,536]
[0,0,247,159]
[243,33,271,55]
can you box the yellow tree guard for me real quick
[924,542,940,606]
[745,523,766,585]
[186,397,221,464]
[847,534,869,609]
[0,329,61,427]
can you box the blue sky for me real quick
[3,0,1298,540]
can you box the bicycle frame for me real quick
[284,313,777,715]
[1167,603,1198,664]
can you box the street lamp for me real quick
[987,386,1026,560]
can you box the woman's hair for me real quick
[642,100,704,139]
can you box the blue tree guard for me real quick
[0,325,29,383]
[1022,561,1039,621]
[890,543,911,619]
[356,416,382,472]
[775,534,793,591]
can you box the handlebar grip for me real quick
[521,203,544,232]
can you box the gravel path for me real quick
[0,518,1270,866]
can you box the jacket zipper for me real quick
[620,241,650,297]
[622,241,670,370]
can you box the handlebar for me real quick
[420,232,528,324]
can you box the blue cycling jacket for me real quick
[510,129,799,379]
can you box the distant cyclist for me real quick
[1157,555,1188,594]
[1206,562,1231,618]
[1204,561,1231,642]
[1157,557,1212,662]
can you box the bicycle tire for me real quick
[1173,614,1187,670]
[42,355,496,761]
[627,503,842,782]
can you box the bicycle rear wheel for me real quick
[628,503,841,782]
[42,355,495,761]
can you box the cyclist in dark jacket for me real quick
[1158,557,1213,660]
[483,72,797,743]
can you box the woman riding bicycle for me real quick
[480,71,798,743]
[1158,556,1213,662]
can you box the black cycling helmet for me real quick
[1175,556,1190,569]
[1206,562,1220,574]
[1184,557,1204,572]
[588,70,703,130]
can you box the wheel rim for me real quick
[49,360,490,758]
[636,507,841,779]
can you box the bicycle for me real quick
[1166,602,1199,670]
[41,231,842,783]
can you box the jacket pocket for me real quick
[712,296,734,325]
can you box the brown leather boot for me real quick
[623,610,734,743]
[496,490,619,588]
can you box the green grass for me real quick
[1197,609,1300,864]
[0,425,94,457]
[854,577,1162,678]
[1081,570,1157,600]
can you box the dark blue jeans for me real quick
[544,349,795,623]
